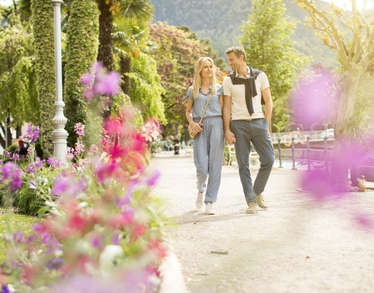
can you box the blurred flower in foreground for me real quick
[301,170,347,202]
[289,66,339,129]
[1,62,168,293]
[0,162,24,191]
[80,62,121,101]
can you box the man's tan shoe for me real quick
[246,202,257,214]
[256,194,268,209]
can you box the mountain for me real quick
[151,0,339,68]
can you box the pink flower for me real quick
[130,133,146,154]
[74,123,85,136]
[354,214,374,231]
[94,160,120,183]
[80,73,93,86]
[94,71,121,96]
[301,170,346,202]
[109,209,134,228]
[51,176,87,197]
[290,67,338,129]
[145,170,161,187]
[131,224,147,241]
[142,118,160,143]
[80,62,121,100]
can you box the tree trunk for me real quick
[331,74,361,188]
[97,0,113,71]
[120,56,131,96]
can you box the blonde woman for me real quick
[185,57,224,215]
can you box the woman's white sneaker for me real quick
[196,192,204,209]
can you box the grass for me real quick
[0,208,40,264]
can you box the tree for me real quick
[240,0,310,132]
[295,0,374,187]
[63,0,99,146]
[127,52,166,123]
[30,0,56,158]
[148,22,208,138]
[112,11,152,96]
[0,1,38,150]
[96,0,153,71]
[0,20,38,150]
[96,0,153,119]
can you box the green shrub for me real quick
[15,166,62,216]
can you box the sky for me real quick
[323,0,374,10]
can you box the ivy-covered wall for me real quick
[64,0,99,146]
[31,0,56,158]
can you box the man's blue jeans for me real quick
[231,119,274,205]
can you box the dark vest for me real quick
[228,67,265,112]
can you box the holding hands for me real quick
[225,131,236,145]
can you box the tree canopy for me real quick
[0,22,39,127]
[240,0,310,132]
[148,22,208,136]
[295,0,374,186]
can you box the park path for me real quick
[150,151,374,293]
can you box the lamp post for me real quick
[51,0,68,162]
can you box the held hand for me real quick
[225,131,236,145]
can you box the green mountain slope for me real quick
[151,0,338,67]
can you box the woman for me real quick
[185,57,224,215]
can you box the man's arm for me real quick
[261,87,273,134]
[223,95,236,144]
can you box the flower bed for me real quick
[0,63,173,292]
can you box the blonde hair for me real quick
[192,57,218,99]
[225,46,246,62]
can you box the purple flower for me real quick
[51,272,156,293]
[25,124,40,143]
[80,62,121,101]
[144,170,161,188]
[75,142,85,155]
[99,71,121,96]
[1,162,24,191]
[13,231,25,243]
[9,178,22,191]
[354,214,374,231]
[301,170,346,202]
[83,88,95,101]
[90,233,104,249]
[47,157,62,169]
[47,257,64,270]
[51,176,87,197]
[1,285,11,293]
[80,73,93,86]
[25,157,44,174]
[74,123,85,137]
[290,67,338,129]
[112,231,120,245]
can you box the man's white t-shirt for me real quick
[223,70,270,120]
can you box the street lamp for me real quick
[51,0,68,161]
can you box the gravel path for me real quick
[150,152,374,293]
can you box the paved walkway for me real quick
[150,150,374,293]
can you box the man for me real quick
[222,46,274,214]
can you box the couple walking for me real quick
[185,46,274,215]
